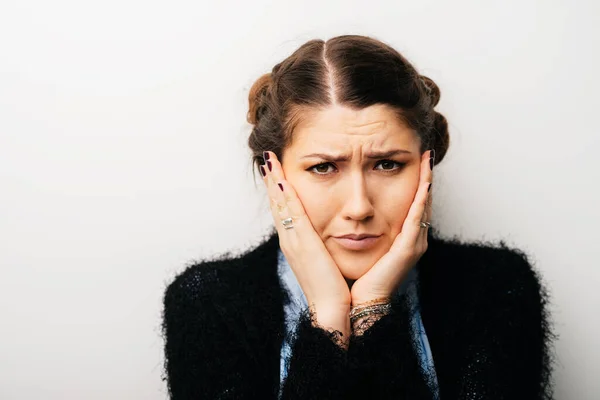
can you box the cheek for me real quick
[378,181,418,230]
[288,179,332,233]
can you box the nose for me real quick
[341,173,375,221]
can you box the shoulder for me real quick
[428,230,546,296]
[162,229,280,309]
[422,230,551,323]
[161,230,283,367]
[427,232,553,345]
[423,231,553,349]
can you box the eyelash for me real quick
[307,160,406,176]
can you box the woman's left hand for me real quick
[350,149,434,306]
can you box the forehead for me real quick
[290,104,418,150]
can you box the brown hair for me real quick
[247,35,450,179]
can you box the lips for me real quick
[336,233,379,240]
[333,234,382,250]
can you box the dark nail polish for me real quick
[278,183,283,191]
[428,182,432,192]
[260,165,266,177]
[267,160,272,171]
[263,151,270,161]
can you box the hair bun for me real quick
[420,75,441,108]
[431,110,450,165]
[247,73,272,125]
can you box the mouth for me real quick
[333,234,382,251]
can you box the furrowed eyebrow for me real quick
[301,149,411,162]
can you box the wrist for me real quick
[351,313,386,336]
[308,303,351,349]
[351,295,392,308]
[349,297,392,337]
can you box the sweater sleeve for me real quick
[455,250,554,400]
[162,265,260,399]
[279,307,353,399]
[346,292,438,399]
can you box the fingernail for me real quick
[278,182,283,191]
[263,151,270,161]
[429,150,435,171]
[267,160,272,171]
[260,165,266,177]
[428,182,432,192]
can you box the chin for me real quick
[333,251,379,281]
[340,268,369,281]
[327,237,390,280]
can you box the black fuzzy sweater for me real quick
[161,228,554,399]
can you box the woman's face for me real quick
[281,104,423,281]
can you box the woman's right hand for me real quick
[260,151,351,342]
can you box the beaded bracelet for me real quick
[350,303,392,323]
[349,296,391,319]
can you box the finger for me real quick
[261,152,292,234]
[401,150,433,244]
[423,187,432,222]
[421,149,434,242]
[265,152,309,230]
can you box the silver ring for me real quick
[281,217,294,229]
[419,221,431,229]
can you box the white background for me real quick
[1,0,598,398]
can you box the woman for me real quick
[162,35,554,399]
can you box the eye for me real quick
[375,160,405,172]
[307,160,405,176]
[308,162,336,175]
